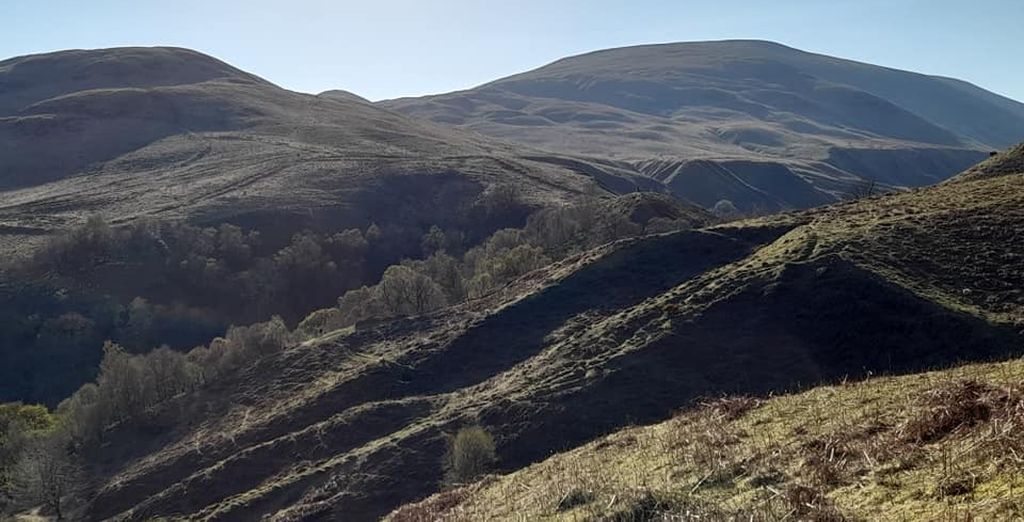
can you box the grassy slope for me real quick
[387,148,1024,521]
[87,148,1024,521]
[388,357,1024,521]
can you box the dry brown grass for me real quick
[897,379,995,443]
[781,483,847,522]
[386,358,1024,521]
[387,486,473,522]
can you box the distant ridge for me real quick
[383,40,1024,211]
[318,89,371,104]
[0,46,649,255]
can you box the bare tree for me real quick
[11,434,85,520]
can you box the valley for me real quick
[0,37,1022,522]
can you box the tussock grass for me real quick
[386,357,1024,521]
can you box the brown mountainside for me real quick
[383,40,1024,211]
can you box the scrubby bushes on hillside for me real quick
[7,185,708,407]
[6,187,711,410]
[55,316,289,446]
[524,201,640,257]
[21,185,539,331]
[5,219,371,406]
[324,198,656,329]
[0,312,297,517]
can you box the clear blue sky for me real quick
[4,0,1022,102]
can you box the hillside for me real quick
[0,46,660,256]
[83,146,1024,521]
[2,46,715,411]
[389,357,1024,521]
[383,40,1024,211]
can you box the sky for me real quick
[3,0,1023,102]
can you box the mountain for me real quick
[383,40,1024,211]
[85,146,1024,520]
[3,44,1023,520]
[0,46,658,255]
[3,47,718,413]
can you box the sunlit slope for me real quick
[388,357,1024,521]
[384,40,1024,210]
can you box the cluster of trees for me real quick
[303,198,666,335]
[26,183,538,325]
[43,196,660,423]
[0,317,292,519]
[60,317,290,446]
[0,219,452,406]
[30,216,376,324]
[325,230,548,331]
[3,188,708,409]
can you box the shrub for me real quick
[34,215,114,271]
[56,384,103,444]
[95,342,146,422]
[444,426,497,484]
[711,199,739,220]
[404,252,466,302]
